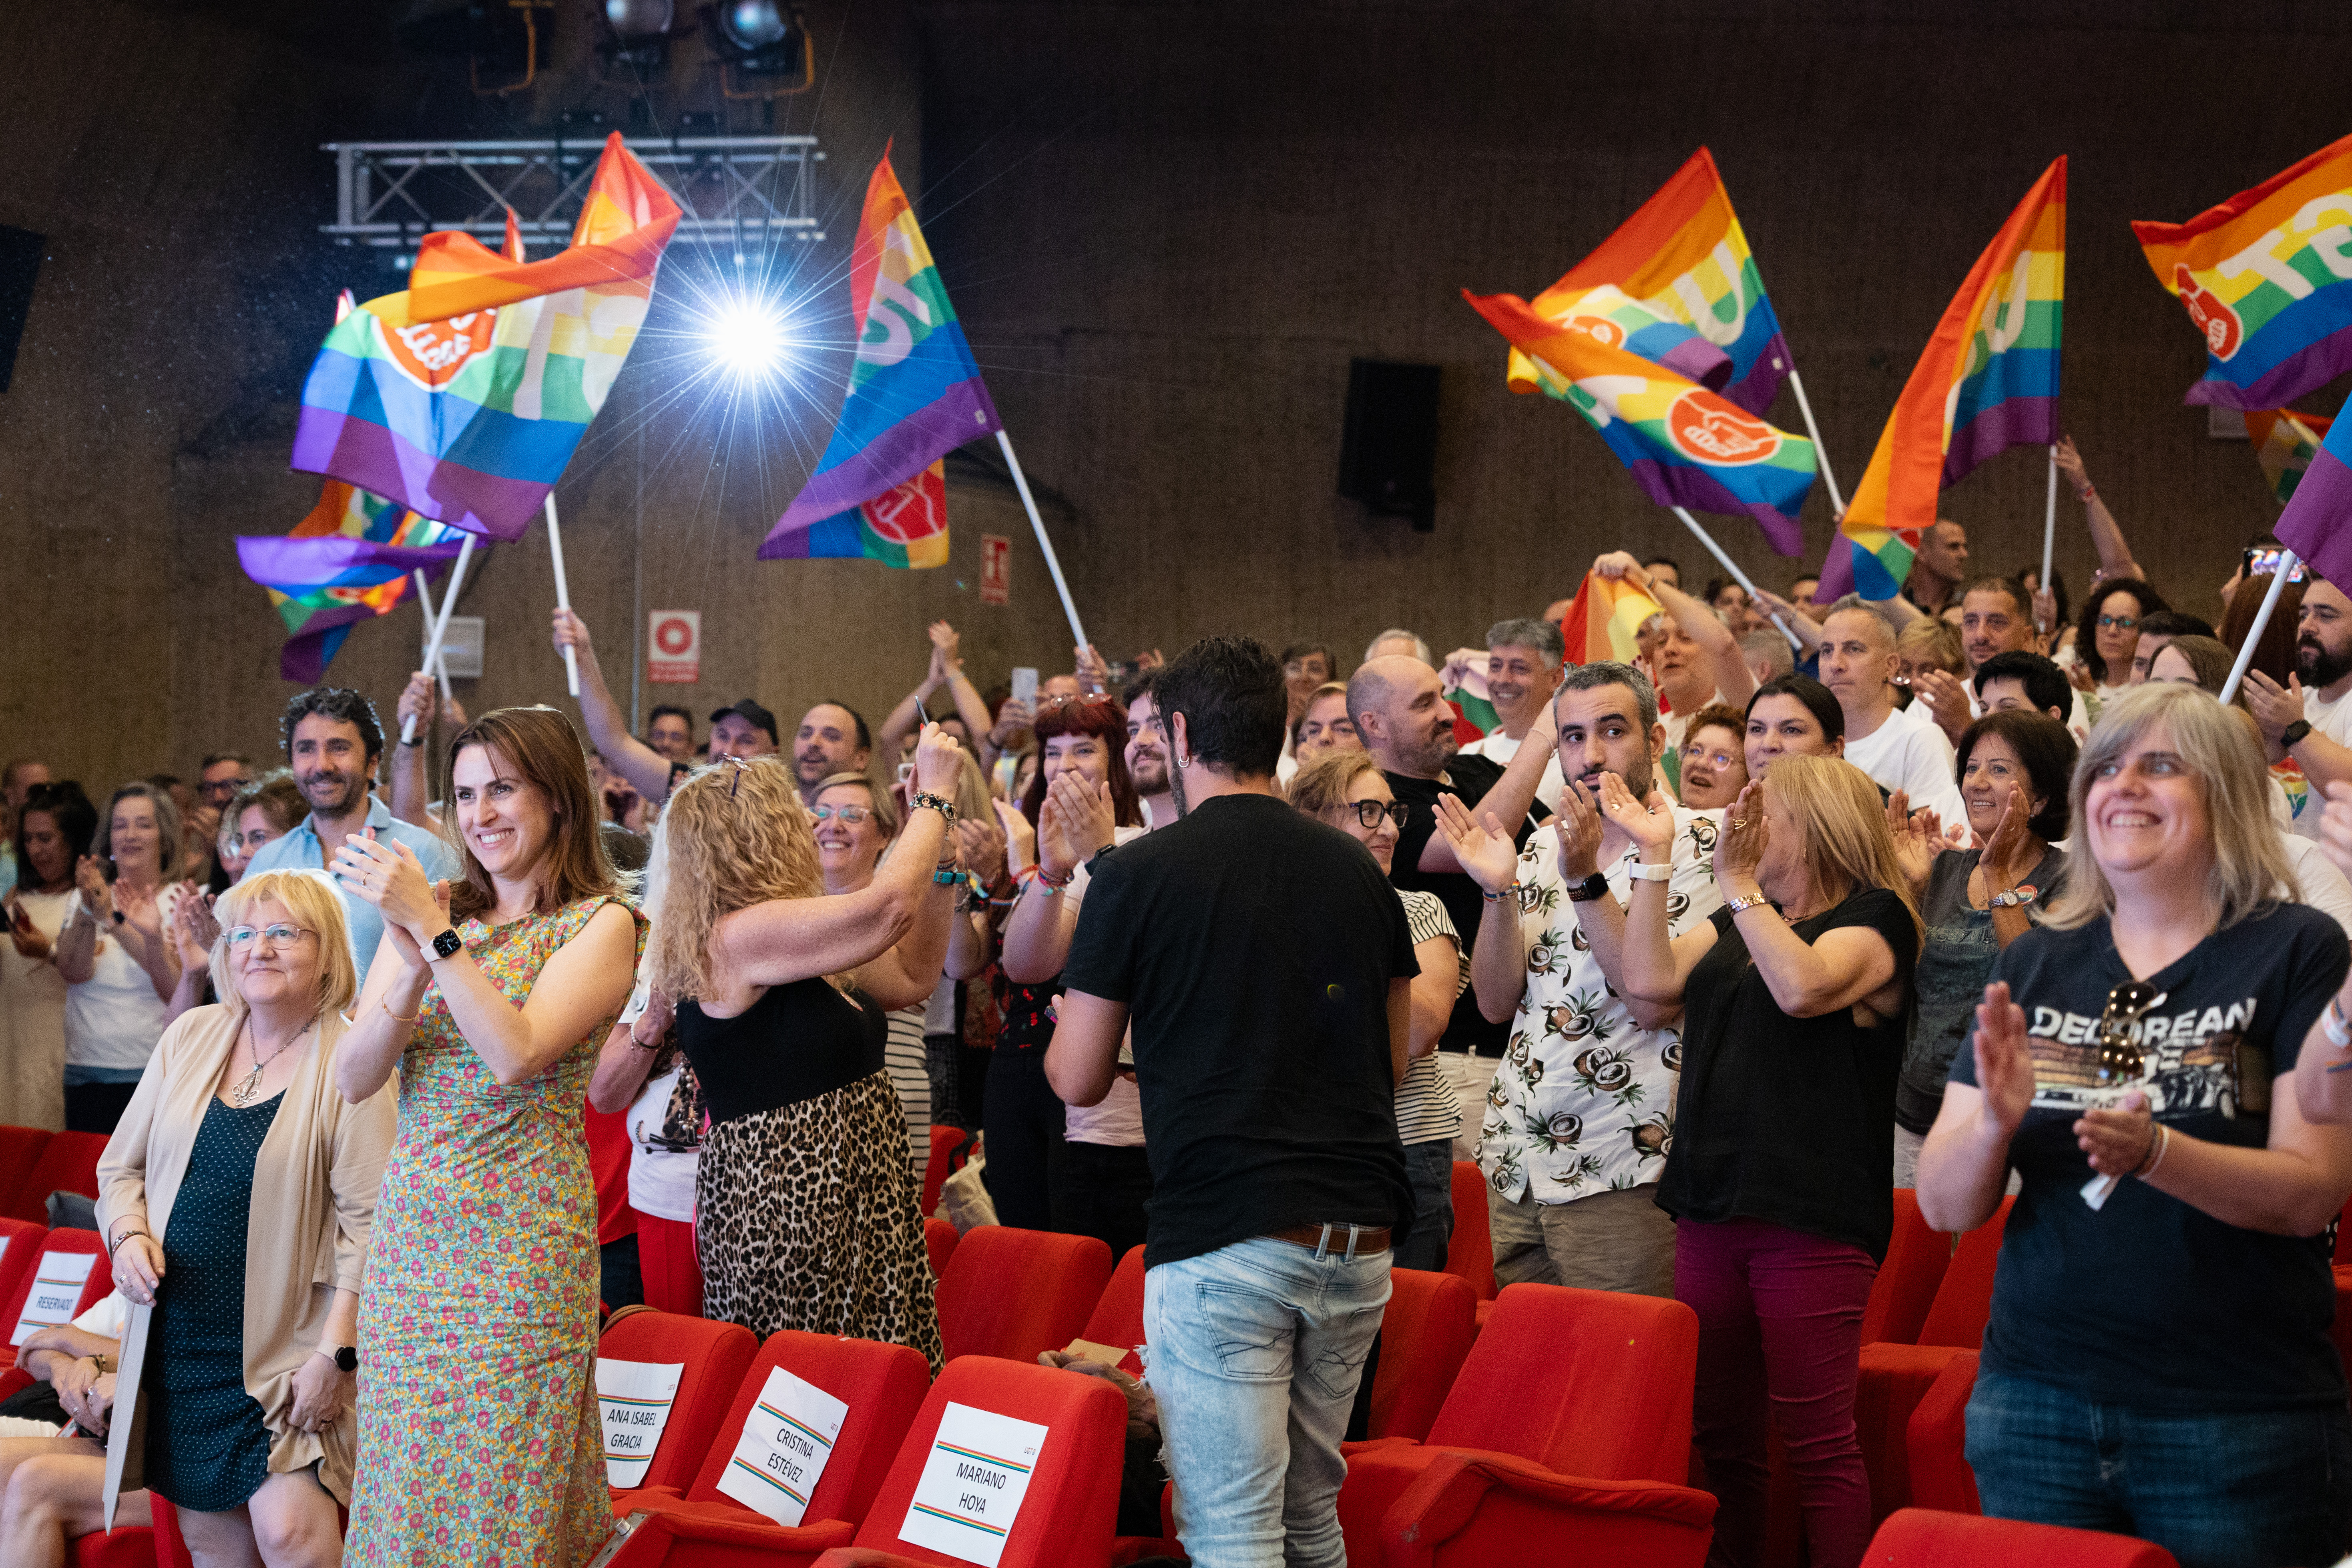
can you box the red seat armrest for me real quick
[607,1508,856,1568]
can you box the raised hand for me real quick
[1434,793,1519,893]
[1914,668,1974,743]
[994,797,1038,878]
[990,698,1035,746]
[74,855,112,922]
[395,670,437,736]
[1884,790,1937,891]
[332,832,443,942]
[1044,771,1116,875]
[955,814,1006,879]
[550,607,595,659]
[1978,785,2034,887]
[928,620,961,665]
[1712,781,1769,887]
[2242,669,2306,749]
[1971,980,2035,1136]
[1595,773,1679,859]
[1591,550,1652,590]
[2052,434,2088,492]
[910,723,965,797]
[1075,644,1112,694]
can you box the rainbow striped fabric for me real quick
[1559,571,1667,667]
[1513,149,1793,416]
[2274,390,2352,591]
[239,475,465,683]
[761,148,998,562]
[2135,133,2352,412]
[1506,283,1731,400]
[1467,289,1816,554]
[1828,158,2065,600]
[2248,409,2334,506]
[294,133,681,540]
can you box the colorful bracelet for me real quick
[908,789,958,824]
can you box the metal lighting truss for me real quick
[320,135,825,252]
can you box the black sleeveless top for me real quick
[675,977,887,1124]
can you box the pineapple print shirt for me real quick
[1475,806,1723,1205]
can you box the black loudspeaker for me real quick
[0,226,44,395]
[1337,358,1440,530]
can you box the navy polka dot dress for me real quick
[143,1090,283,1512]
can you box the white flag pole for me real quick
[2219,549,2298,705]
[1671,506,1804,651]
[544,494,580,698]
[412,570,454,702]
[404,533,476,745]
[2041,444,2059,625]
[1784,367,1846,517]
[995,429,1090,652]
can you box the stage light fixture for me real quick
[702,1,814,95]
[599,0,678,68]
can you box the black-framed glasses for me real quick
[808,804,872,824]
[2096,613,2140,632]
[2093,980,2166,1085]
[1348,800,1410,830]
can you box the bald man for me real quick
[1818,598,1965,823]
[1905,518,1970,616]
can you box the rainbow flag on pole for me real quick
[294,133,681,540]
[1466,289,1816,554]
[2274,391,2352,590]
[760,147,998,562]
[239,478,466,683]
[1505,283,1732,399]
[2248,408,2334,506]
[2134,133,2352,412]
[1559,570,1667,666]
[1511,149,1794,416]
[1826,158,2065,600]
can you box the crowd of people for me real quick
[4,451,2352,1567]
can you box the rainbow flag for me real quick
[1827,158,2065,600]
[294,133,681,540]
[1466,289,1816,554]
[1505,283,1731,400]
[2248,409,2334,505]
[1515,149,1793,416]
[1559,570,1666,667]
[2134,133,2352,412]
[760,147,998,561]
[2275,389,2352,590]
[239,477,466,683]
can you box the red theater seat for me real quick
[935,1227,1111,1364]
[921,1126,970,1218]
[1076,1246,1146,1371]
[637,1213,704,1318]
[1856,1198,2012,1522]
[1364,1267,1476,1442]
[0,1217,49,1316]
[600,1309,761,1497]
[1861,1190,1950,1347]
[606,1330,933,1568]
[0,1228,110,1370]
[7,1132,108,1225]
[1906,1351,1981,1515]
[1866,1507,2179,1568]
[0,1127,54,1219]
[923,1218,958,1281]
[68,1527,155,1567]
[1338,1283,1710,1567]
[1443,1162,1496,1306]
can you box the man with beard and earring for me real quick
[1436,662,1723,1297]
[2246,576,2352,843]
[242,688,457,984]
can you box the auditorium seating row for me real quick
[0,1126,110,1225]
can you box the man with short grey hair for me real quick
[1460,617,1569,817]
[1738,630,1794,689]
[1818,596,1964,821]
[1363,628,1434,666]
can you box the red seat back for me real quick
[935,1227,1113,1363]
[849,1356,1126,1566]
[685,1330,933,1529]
[597,1309,760,1494]
[1424,1283,1697,1485]
[922,1125,970,1217]
[1077,1245,1147,1354]
[924,1217,960,1280]
[1917,1197,2014,1350]
[1867,1506,2180,1567]
[1366,1267,1477,1441]
[0,1128,54,1221]
[7,1132,108,1225]
[1444,1162,1497,1301]
[0,1219,48,1320]
[1862,1189,1951,1346]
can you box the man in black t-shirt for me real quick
[1055,635,1416,1568]
[1349,654,1553,1146]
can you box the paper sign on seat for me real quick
[596,1358,685,1488]
[898,1402,1048,1568]
[714,1364,850,1528]
[11,1250,96,1346]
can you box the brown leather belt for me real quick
[1264,1223,1392,1259]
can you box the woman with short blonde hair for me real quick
[97,868,397,1566]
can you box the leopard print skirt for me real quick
[696,1070,944,1372]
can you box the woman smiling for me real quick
[56,783,194,1130]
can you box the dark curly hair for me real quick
[278,687,385,765]
[2075,578,2171,688]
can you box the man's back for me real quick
[1065,793,1415,1268]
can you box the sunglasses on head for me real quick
[2093,979,2166,1086]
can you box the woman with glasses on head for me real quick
[3,784,97,1132]
[2073,578,2170,711]
[97,869,397,1567]
[1673,703,1750,810]
[1917,683,2352,1566]
[1287,751,1464,1271]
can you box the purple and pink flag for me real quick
[2274,392,2352,591]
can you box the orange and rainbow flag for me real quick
[1559,570,1666,667]
[1826,158,2065,600]
[2247,408,2335,506]
[2135,133,2352,412]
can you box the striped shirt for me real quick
[1396,889,1466,1147]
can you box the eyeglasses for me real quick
[1680,743,1739,772]
[2096,614,2140,632]
[808,804,872,824]
[2092,980,2166,1086]
[224,924,315,950]
[1347,800,1409,830]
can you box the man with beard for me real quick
[1350,654,1555,1145]
[786,701,866,800]
[1458,618,1568,814]
[1817,599,1965,823]
[243,687,456,983]
[1438,662,1721,1296]
[1125,673,1177,828]
[2245,576,2352,841]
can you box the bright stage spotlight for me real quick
[701,293,791,380]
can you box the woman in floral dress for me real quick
[333,707,641,1566]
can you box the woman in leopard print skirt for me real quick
[642,729,969,1370]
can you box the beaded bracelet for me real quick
[908,789,958,825]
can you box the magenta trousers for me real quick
[1675,1216,1878,1568]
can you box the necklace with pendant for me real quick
[233,1018,306,1107]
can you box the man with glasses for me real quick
[1450,662,1723,1297]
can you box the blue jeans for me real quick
[1143,1236,1391,1568]
[1395,1138,1454,1273]
[1966,1369,2352,1568]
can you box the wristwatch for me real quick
[1988,884,2038,910]
[430,928,464,962]
[1565,871,1613,903]
[321,1345,358,1372]
[2283,719,2314,749]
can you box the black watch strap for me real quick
[2283,718,2314,749]
[1565,871,1613,903]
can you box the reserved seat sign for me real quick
[10,1247,92,1346]
[715,1364,850,1528]
[595,1358,685,1488]
[898,1402,1048,1568]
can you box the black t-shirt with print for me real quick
[1389,755,1537,1059]
[1063,793,1419,1269]
[1656,886,1919,1261]
[1950,904,2350,1411]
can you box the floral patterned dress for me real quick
[347,896,642,1567]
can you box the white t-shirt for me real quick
[1062,825,1149,1148]
[2290,685,2352,842]
[1844,700,1965,823]
[1459,729,1565,816]
[1660,689,1727,756]
[73,1290,127,1340]
[62,884,187,1072]
[2283,834,2352,940]
[617,971,698,1223]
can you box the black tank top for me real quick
[674,977,886,1124]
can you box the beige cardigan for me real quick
[95,1003,397,1502]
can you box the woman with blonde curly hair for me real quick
[647,726,966,1365]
